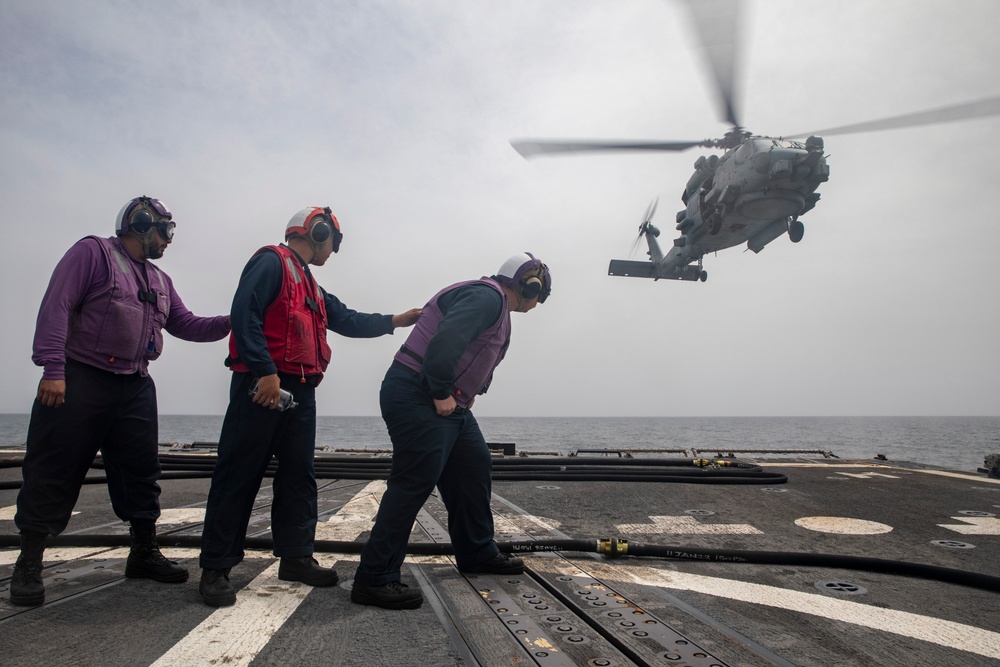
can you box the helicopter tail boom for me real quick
[608,259,705,282]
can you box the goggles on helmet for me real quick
[118,196,175,239]
[154,220,176,240]
[131,208,176,240]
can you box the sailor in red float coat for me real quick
[225,244,332,382]
[198,206,420,608]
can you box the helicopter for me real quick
[510,0,1000,283]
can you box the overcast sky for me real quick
[2,0,998,418]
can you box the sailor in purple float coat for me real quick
[9,196,230,608]
[352,252,551,611]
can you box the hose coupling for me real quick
[693,458,731,468]
[598,537,629,558]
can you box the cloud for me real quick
[2,0,999,418]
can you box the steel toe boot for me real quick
[350,580,423,609]
[200,568,236,607]
[124,525,188,583]
[277,556,339,587]
[459,552,525,575]
[10,531,47,606]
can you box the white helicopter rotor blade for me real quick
[679,0,742,129]
[786,95,1000,138]
[509,138,711,159]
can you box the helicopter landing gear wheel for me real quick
[706,213,722,235]
[700,270,708,282]
[788,219,804,243]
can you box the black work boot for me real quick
[350,580,423,610]
[125,525,189,583]
[10,531,47,607]
[277,556,339,587]
[200,569,236,607]
[459,552,525,575]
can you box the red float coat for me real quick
[227,245,331,381]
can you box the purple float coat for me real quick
[32,236,230,379]
[394,278,511,408]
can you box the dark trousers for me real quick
[354,365,498,586]
[16,359,161,536]
[199,372,318,570]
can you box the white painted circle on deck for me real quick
[794,516,893,534]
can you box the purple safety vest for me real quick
[394,278,511,408]
[64,236,171,375]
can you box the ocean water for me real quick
[1,414,997,474]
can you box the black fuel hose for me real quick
[0,533,996,593]
[213,456,762,471]
[0,471,216,491]
[0,452,789,489]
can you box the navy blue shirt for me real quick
[422,283,503,400]
[231,245,394,378]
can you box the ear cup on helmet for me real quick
[521,277,542,300]
[130,208,154,234]
[306,208,343,252]
[309,219,332,244]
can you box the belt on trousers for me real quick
[389,360,465,413]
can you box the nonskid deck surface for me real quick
[1,455,999,667]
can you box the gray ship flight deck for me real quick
[2,450,999,666]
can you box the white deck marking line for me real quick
[623,566,1000,660]
[835,472,901,479]
[314,480,385,541]
[917,469,1000,484]
[157,507,206,524]
[490,502,564,534]
[938,516,1000,535]
[0,544,130,567]
[763,463,1000,485]
[0,504,78,522]
[617,515,763,535]
[150,561,306,667]
[793,516,893,534]
[152,481,387,667]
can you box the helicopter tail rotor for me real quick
[639,197,659,232]
[630,198,660,257]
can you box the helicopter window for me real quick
[755,138,805,151]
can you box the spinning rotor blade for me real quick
[509,0,742,161]
[630,197,659,258]
[645,197,659,224]
[680,0,742,129]
[510,139,711,159]
[786,94,1000,138]
[629,231,644,258]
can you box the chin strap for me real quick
[134,230,160,259]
